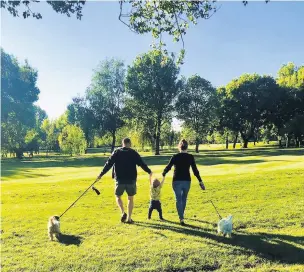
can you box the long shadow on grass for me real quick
[134,221,304,264]
[58,234,82,246]
[2,148,302,178]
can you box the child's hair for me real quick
[152,179,161,188]
[178,139,188,151]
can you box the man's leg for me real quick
[126,183,136,223]
[127,196,134,222]
[115,183,127,222]
[116,195,124,214]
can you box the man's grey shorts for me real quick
[115,180,136,196]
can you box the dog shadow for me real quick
[134,221,304,265]
[57,234,82,246]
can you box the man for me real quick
[97,138,152,223]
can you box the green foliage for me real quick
[220,74,280,148]
[58,125,87,155]
[24,129,40,153]
[176,75,218,152]
[67,96,96,147]
[277,62,304,89]
[1,0,85,19]
[1,48,40,157]
[86,59,125,151]
[126,50,181,155]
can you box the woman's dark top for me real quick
[162,152,202,182]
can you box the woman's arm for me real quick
[191,155,205,190]
[162,155,175,177]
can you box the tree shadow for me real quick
[134,221,304,264]
[57,233,82,246]
[2,148,302,178]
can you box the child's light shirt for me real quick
[150,184,163,201]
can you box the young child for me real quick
[148,177,165,220]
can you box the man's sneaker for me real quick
[121,212,127,223]
[180,220,186,226]
[160,217,165,221]
[126,219,135,224]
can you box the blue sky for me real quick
[1,1,304,120]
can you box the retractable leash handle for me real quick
[59,177,100,218]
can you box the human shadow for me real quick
[57,234,82,246]
[134,221,304,264]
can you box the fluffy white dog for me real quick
[217,215,233,237]
[47,215,61,241]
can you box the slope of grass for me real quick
[1,147,304,271]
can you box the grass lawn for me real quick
[1,147,304,271]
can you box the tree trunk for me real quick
[243,139,249,148]
[155,134,160,155]
[225,135,229,149]
[233,134,238,149]
[111,131,116,153]
[155,113,162,155]
[195,142,199,153]
[15,148,23,159]
[285,135,289,148]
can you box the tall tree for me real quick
[67,96,95,147]
[277,63,304,147]
[126,50,181,155]
[1,48,40,158]
[86,59,125,152]
[223,74,280,148]
[175,75,218,153]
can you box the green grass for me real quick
[1,147,304,271]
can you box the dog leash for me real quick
[204,199,222,220]
[59,178,100,218]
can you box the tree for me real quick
[222,74,280,148]
[123,98,158,151]
[1,48,40,158]
[58,125,87,156]
[67,96,96,147]
[1,1,268,64]
[86,59,125,152]
[126,50,181,155]
[217,87,242,149]
[175,75,218,153]
[276,63,304,147]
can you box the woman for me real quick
[162,139,205,225]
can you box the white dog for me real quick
[217,215,233,237]
[47,215,61,241]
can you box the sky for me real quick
[1,1,304,121]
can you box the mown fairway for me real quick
[1,147,304,272]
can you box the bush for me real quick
[58,125,87,155]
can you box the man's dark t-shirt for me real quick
[99,147,151,184]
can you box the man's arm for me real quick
[136,152,152,174]
[98,151,117,179]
